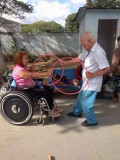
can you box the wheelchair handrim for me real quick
[0,91,33,125]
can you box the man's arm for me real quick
[86,67,110,79]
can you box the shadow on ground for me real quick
[24,92,120,135]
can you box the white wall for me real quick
[81,9,120,39]
[78,9,120,61]
[0,18,20,32]
[1,33,79,57]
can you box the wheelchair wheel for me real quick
[0,91,33,125]
[36,117,45,125]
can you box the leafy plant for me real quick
[84,0,120,8]
[21,21,65,33]
[65,13,79,32]
[11,35,18,54]
[2,69,13,82]
[0,0,33,19]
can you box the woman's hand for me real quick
[45,68,53,77]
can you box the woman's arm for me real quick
[19,69,51,79]
[63,57,83,66]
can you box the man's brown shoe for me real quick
[67,112,82,118]
[81,120,98,127]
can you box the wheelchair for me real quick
[0,75,60,125]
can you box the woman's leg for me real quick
[35,85,54,110]
[23,87,61,117]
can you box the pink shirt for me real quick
[12,64,36,87]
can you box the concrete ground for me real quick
[0,93,120,160]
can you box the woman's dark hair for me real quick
[14,51,28,67]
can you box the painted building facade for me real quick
[75,8,120,62]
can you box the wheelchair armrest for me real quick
[17,85,35,90]
[33,78,44,82]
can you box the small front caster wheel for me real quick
[36,118,44,125]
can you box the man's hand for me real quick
[85,67,110,79]
[85,71,94,79]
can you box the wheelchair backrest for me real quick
[7,73,17,89]
[0,74,17,98]
[0,73,37,99]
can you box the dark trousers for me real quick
[25,85,54,110]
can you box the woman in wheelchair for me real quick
[12,50,63,117]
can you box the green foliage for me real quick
[21,21,65,33]
[65,13,79,32]
[0,0,33,19]
[11,36,18,54]
[29,55,37,63]
[21,24,34,32]
[2,68,13,82]
[84,0,120,8]
[19,46,28,52]
[85,0,94,8]
[4,68,13,77]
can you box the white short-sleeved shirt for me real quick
[79,42,110,92]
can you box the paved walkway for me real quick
[0,94,120,160]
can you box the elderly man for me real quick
[68,32,110,127]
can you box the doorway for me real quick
[97,19,117,63]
